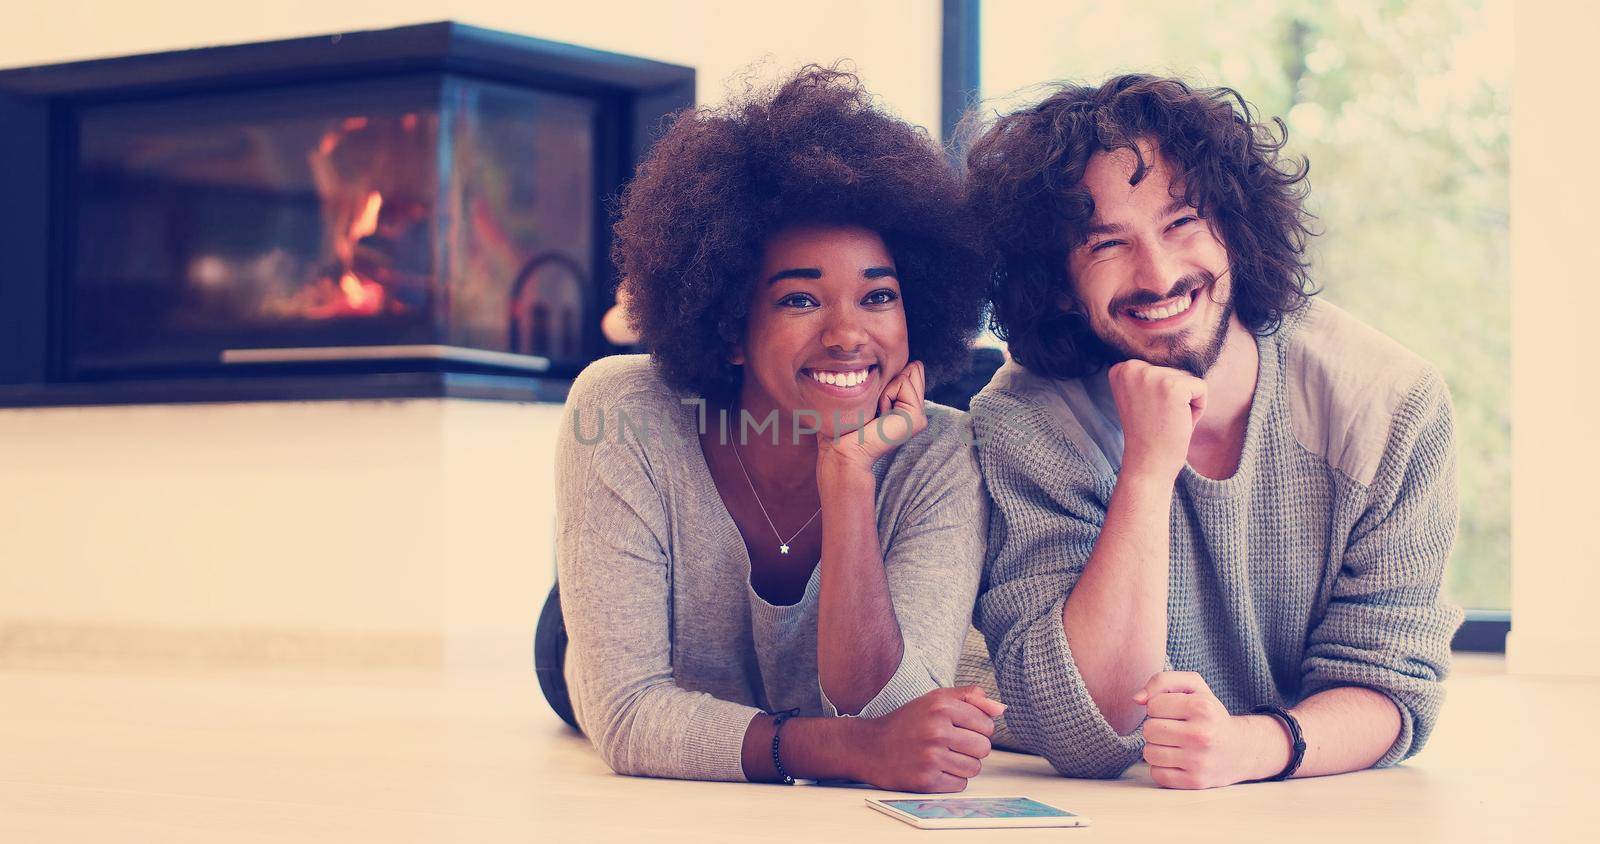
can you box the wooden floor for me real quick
[0,654,1589,842]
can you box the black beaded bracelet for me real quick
[770,708,802,785]
[1248,704,1307,782]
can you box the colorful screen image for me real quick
[880,797,1074,820]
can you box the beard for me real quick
[1095,270,1234,377]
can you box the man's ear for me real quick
[728,343,745,366]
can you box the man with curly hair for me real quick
[964,75,1463,788]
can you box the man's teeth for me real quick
[1131,294,1192,321]
[808,368,870,387]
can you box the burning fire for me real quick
[254,187,389,319]
[254,113,431,320]
[349,191,383,248]
[337,270,384,313]
[332,190,387,313]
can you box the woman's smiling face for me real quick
[733,224,910,439]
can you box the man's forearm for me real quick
[815,463,904,715]
[1235,686,1404,782]
[1062,472,1173,734]
[1291,686,1403,777]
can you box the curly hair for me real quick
[963,74,1317,379]
[611,65,987,400]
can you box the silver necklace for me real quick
[728,438,821,555]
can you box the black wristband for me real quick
[770,708,802,785]
[1248,704,1307,782]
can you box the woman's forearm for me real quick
[740,712,866,782]
[814,460,904,715]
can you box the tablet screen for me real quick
[878,797,1075,820]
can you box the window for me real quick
[977,0,1511,610]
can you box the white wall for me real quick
[1507,1,1600,677]
[0,400,564,672]
[3,0,942,132]
[0,1,943,676]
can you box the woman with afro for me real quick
[539,66,1001,792]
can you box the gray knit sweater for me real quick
[971,299,1463,779]
[555,355,987,781]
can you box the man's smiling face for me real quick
[1065,141,1235,377]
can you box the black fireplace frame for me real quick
[0,21,694,407]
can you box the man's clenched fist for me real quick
[1133,671,1293,789]
[1107,360,1207,482]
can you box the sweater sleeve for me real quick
[1299,371,1464,766]
[817,410,989,719]
[556,363,760,782]
[970,390,1145,778]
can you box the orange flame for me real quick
[267,116,416,321]
[338,271,383,312]
[329,190,386,313]
[350,191,383,242]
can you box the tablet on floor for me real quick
[865,795,1091,830]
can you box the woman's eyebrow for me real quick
[767,267,823,284]
[864,266,898,279]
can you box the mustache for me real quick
[1108,267,1230,314]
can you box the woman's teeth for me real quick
[1130,291,1195,321]
[807,368,871,387]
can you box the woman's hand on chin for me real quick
[816,360,927,476]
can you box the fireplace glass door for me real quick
[69,73,597,377]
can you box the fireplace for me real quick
[0,23,693,406]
